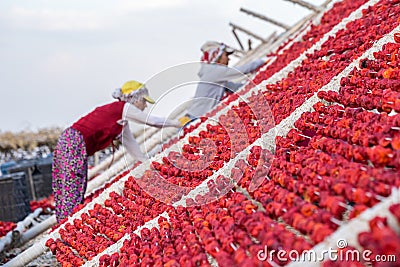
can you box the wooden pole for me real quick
[239,7,291,31]
[27,167,36,201]
[229,22,266,42]
[282,0,323,12]
[232,29,245,51]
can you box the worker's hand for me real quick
[260,56,270,64]
[178,116,191,126]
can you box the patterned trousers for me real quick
[52,127,88,222]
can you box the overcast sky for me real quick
[0,0,322,132]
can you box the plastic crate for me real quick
[0,172,31,222]
[7,157,53,200]
[34,157,53,198]
[8,160,36,200]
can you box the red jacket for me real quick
[72,101,125,156]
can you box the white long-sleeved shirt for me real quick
[186,59,264,118]
[120,103,180,161]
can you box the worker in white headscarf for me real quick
[182,41,267,123]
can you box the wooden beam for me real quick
[232,28,245,51]
[239,7,291,31]
[283,0,323,12]
[229,22,266,42]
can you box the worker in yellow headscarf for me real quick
[52,80,184,222]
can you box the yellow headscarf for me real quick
[112,80,155,104]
